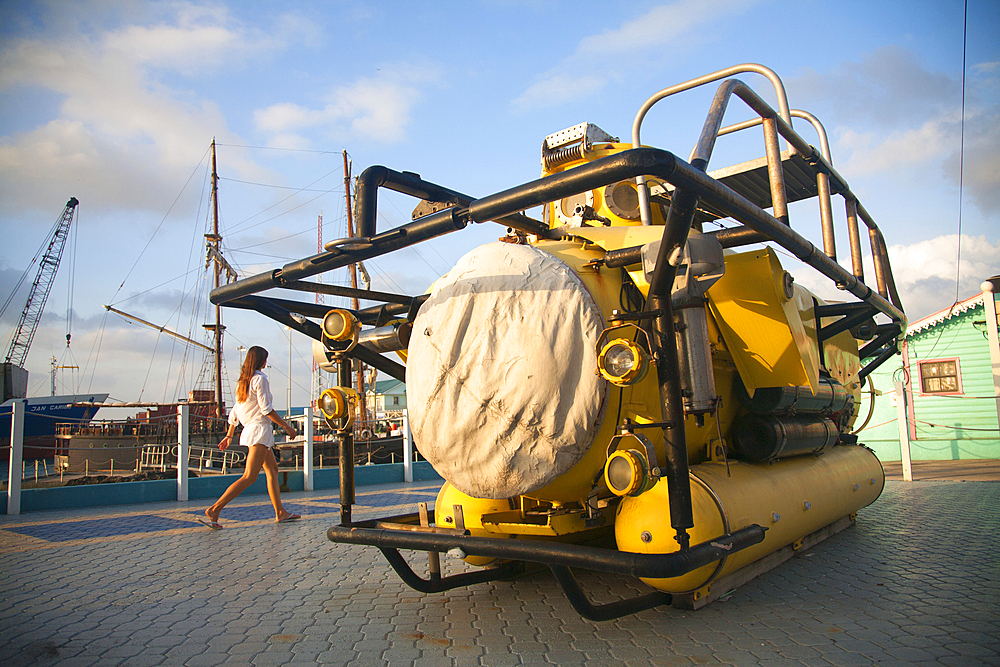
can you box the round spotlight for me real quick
[322,309,359,342]
[604,449,648,497]
[597,338,648,386]
[318,387,352,421]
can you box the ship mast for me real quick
[312,211,324,408]
[204,139,226,419]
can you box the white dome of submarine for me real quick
[406,242,608,499]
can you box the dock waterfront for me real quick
[0,461,998,666]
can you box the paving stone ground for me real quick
[0,479,998,666]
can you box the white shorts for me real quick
[239,418,274,449]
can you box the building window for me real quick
[918,359,961,394]
[393,396,399,405]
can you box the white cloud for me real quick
[792,47,1000,218]
[790,46,959,130]
[254,103,328,133]
[511,74,609,114]
[941,107,1000,215]
[837,116,956,177]
[576,1,742,56]
[834,104,1000,215]
[105,23,242,70]
[0,5,295,215]
[972,61,1000,75]
[101,3,303,74]
[253,66,438,144]
[792,234,1000,322]
[512,0,761,112]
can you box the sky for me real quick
[0,0,998,414]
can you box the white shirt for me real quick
[228,371,276,448]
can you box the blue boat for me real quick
[1,393,108,459]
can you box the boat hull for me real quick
[1,394,108,459]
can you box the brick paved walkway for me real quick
[1,479,997,666]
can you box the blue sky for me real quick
[1,0,998,410]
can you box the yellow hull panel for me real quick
[707,248,820,395]
[615,445,884,593]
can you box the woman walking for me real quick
[200,346,300,528]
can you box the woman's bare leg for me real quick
[261,447,291,521]
[205,445,267,522]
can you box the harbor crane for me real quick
[1,198,79,399]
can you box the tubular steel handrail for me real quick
[629,66,904,315]
[631,63,793,227]
[717,109,832,163]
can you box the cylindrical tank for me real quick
[736,376,851,416]
[730,414,839,462]
[615,445,884,594]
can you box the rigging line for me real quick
[110,145,211,303]
[374,208,440,274]
[219,242,247,278]
[916,8,974,370]
[227,185,340,240]
[424,241,451,274]
[170,337,194,404]
[160,336,179,405]
[230,224,315,251]
[267,323,316,397]
[84,311,110,395]
[228,248,301,261]
[109,267,203,306]
[214,143,343,155]
[166,159,213,402]
[291,336,314,379]
[910,315,957,370]
[379,198,449,275]
[954,0,968,305]
[0,209,66,318]
[915,420,999,433]
[136,330,163,403]
[225,166,343,233]
[156,283,201,403]
[220,176,345,194]
[59,341,80,394]
[363,259,406,294]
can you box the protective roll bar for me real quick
[211,142,905,531]
[328,517,766,621]
[211,67,907,618]
[630,64,904,315]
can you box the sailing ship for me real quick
[22,140,236,473]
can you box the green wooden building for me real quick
[858,277,1000,462]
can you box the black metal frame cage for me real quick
[210,65,905,620]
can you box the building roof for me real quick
[368,378,406,395]
[908,292,986,335]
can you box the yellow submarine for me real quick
[211,64,907,620]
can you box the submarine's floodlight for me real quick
[322,309,360,343]
[604,449,650,497]
[598,338,648,386]
[318,386,356,425]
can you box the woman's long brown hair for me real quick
[236,346,268,404]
